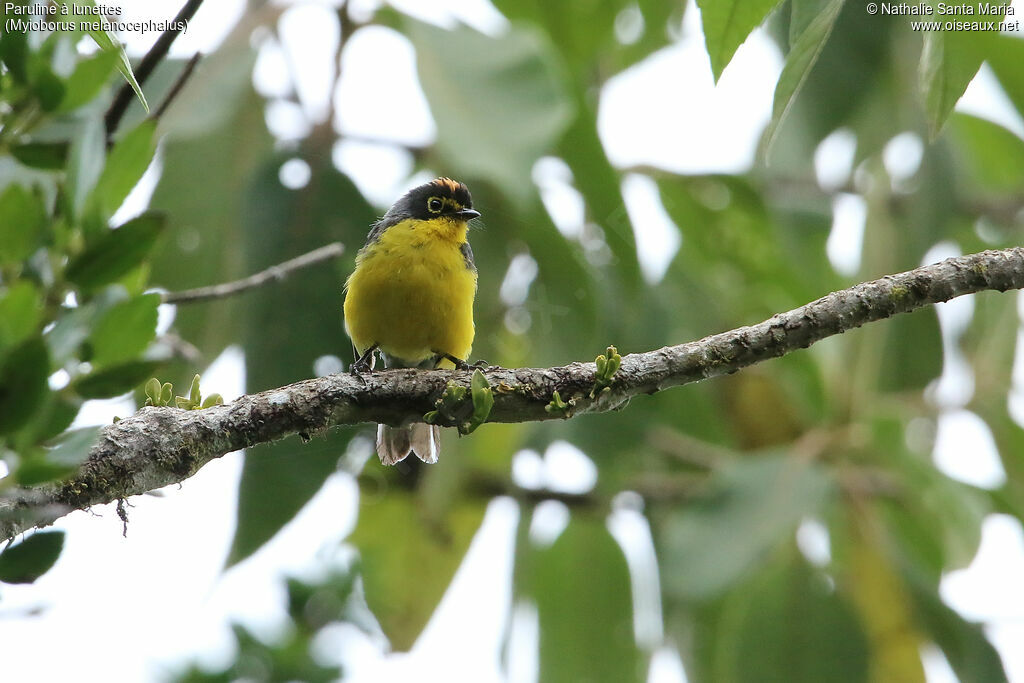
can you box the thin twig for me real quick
[162,242,345,305]
[151,52,202,122]
[2,247,1024,539]
[104,0,206,138]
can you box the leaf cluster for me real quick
[0,4,161,579]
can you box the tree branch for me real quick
[161,242,345,305]
[104,0,206,138]
[3,247,1023,540]
[150,52,202,123]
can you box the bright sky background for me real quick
[2,1,1024,682]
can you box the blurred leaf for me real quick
[908,574,1008,683]
[764,0,844,154]
[350,490,485,650]
[0,531,64,584]
[524,516,643,683]
[228,155,376,566]
[698,0,783,82]
[28,44,66,112]
[877,306,942,392]
[783,0,897,154]
[407,19,573,201]
[950,113,1024,193]
[57,48,118,113]
[17,425,100,485]
[919,31,986,140]
[0,1,30,83]
[844,512,927,683]
[0,336,50,435]
[86,119,156,221]
[11,142,69,170]
[73,359,161,398]
[44,289,127,366]
[560,108,643,288]
[157,40,257,138]
[66,113,105,219]
[0,183,47,264]
[487,0,628,70]
[65,212,166,291]
[87,292,160,367]
[149,46,267,367]
[986,34,1024,124]
[0,280,42,352]
[13,392,82,450]
[731,556,869,683]
[660,455,833,600]
[875,416,988,574]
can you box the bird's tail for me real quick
[376,423,440,465]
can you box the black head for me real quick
[385,178,480,222]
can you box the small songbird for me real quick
[343,178,481,465]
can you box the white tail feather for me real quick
[376,424,441,465]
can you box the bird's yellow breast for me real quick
[344,217,476,367]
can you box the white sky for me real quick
[2,1,1024,682]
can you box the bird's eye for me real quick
[427,197,444,213]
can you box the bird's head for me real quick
[388,177,481,223]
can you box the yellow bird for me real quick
[343,178,481,465]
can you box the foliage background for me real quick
[1,0,1024,680]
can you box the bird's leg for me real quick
[351,344,379,374]
[435,352,470,370]
[434,352,489,370]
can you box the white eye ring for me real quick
[427,197,443,213]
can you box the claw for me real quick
[351,344,378,374]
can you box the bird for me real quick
[343,177,481,466]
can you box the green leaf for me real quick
[71,1,149,114]
[201,393,223,408]
[87,292,160,367]
[11,141,69,170]
[919,30,987,140]
[66,113,106,219]
[0,1,30,83]
[950,113,1024,192]
[28,54,67,112]
[0,183,47,264]
[44,291,121,366]
[14,392,82,449]
[0,531,64,584]
[86,119,157,221]
[349,491,486,650]
[524,517,643,683]
[908,574,1008,682]
[0,337,50,435]
[730,558,869,683]
[406,19,574,201]
[878,306,942,392]
[763,0,845,154]
[986,34,1024,125]
[144,377,161,404]
[698,0,784,82]
[0,280,42,352]
[659,455,834,600]
[65,212,166,291]
[73,359,161,398]
[16,425,99,486]
[57,48,118,113]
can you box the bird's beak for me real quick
[455,208,481,220]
